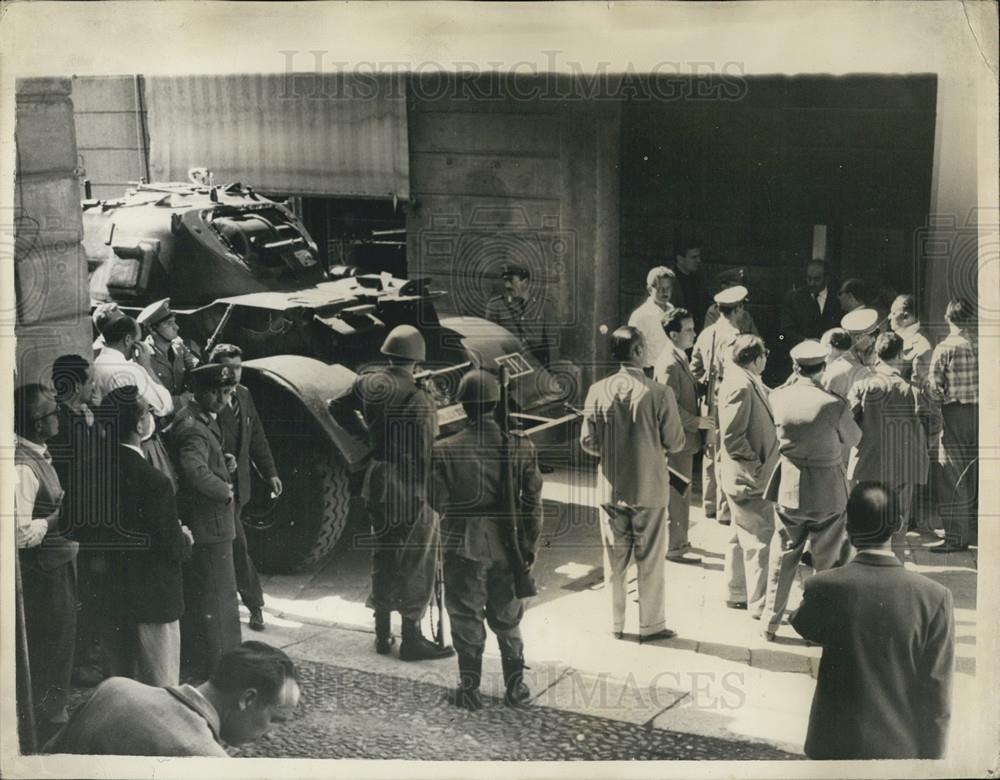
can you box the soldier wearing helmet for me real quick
[352,325,455,662]
[430,369,544,711]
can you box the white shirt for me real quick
[14,436,54,549]
[628,296,674,368]
[815,287,828,312]
[93,346,174,417]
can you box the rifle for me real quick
[430,524,448,650]
[203,303,236,357]
[499,365,539,599]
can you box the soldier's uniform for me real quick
[431,371,543,709]
[690,286,748,524]
[760,341,862,638]
[485,264,559,367]
[353,325,453,661]
[137,298,200,412]
[171,365,241,678]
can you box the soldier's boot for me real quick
[501,656,532,708]
[450,653,483,711]
[374,610,395,655]
[399,618,455,661]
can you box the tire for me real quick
[242,441,351,574]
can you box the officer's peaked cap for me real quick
[137,298,174,328]
[501,263,530,280]
[841,308,880,335]
[189,363,238,392]
[714,285,748,306]
[790,340,828,367]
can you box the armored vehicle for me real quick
[84,175,576,572]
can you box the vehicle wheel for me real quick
[242,442,351,574]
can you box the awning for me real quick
[144,73,409,199]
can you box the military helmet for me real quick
[457,369,501,405]
[380,324,426,362]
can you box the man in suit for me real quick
[791,482,954,759]
[780,259,842,350]
[210,344,282,632]
[171,364,242,679]
[14,383,79,743]
[581,326,686,642]
[629,266,676,371]
[718,336,780,618]
[431,370,544,711]
[847,333,939,533]
[690,285,750,525]
[101,387,192,685]
[760,340,862,641]
[837,278,868,314]
[654,307,715,564]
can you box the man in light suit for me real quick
[791,482,954,759]
[581,327,686,642]
[718,336,780,618]
[654,308,715,565]
[760,340,862,641]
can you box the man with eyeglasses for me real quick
[14,383,80,744]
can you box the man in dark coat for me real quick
[102,387,192,685]
[210,344,282,632]
[780,259,843,350]
[791,482,954,759]
[431,370,544,711]
[354,325,454,661]
[171,364,242,679]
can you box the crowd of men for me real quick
[14,298,284,751]
[12,249,977,760]
[580,251,975,758]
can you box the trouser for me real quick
[232,505,264,610]
[701,441,731,523]
[601,504,668,636]
[761,507,849,633]
[366,499,439,622]
[20,554,77,725]
[938,403,978,547]
[181,541,241,678]
[444,553,525,662]
[135,621,181,687]
[667,452,694,555]
[73,548,109,671]
[723,495,776,617]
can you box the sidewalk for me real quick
[245,466,979,759]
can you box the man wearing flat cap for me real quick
[703,268,759,336]
[759,340,862,641]
[171,364,242,678]
[485,263,560,367]
[691,285,751,524]
[137,298,200,413]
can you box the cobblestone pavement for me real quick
[234,659,799,760]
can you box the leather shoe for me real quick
[725,600,748,610]
[667,552,702,565]
[639,628,677,644]
[927,541,969,553]
[761,630,776,642]
[249,608,266,632]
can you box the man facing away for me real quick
[353,325,454,661]
[628,266,676,372]
[45,641,300,757]
[581,327,686,642]
[211,343,283,633]
[926,298,978,554]
[431,370,544,711]
[653,307,715,565]
[718,335,780,619]
[100,387,192,686]
[791,482,954,760]
[760,340,862,641]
